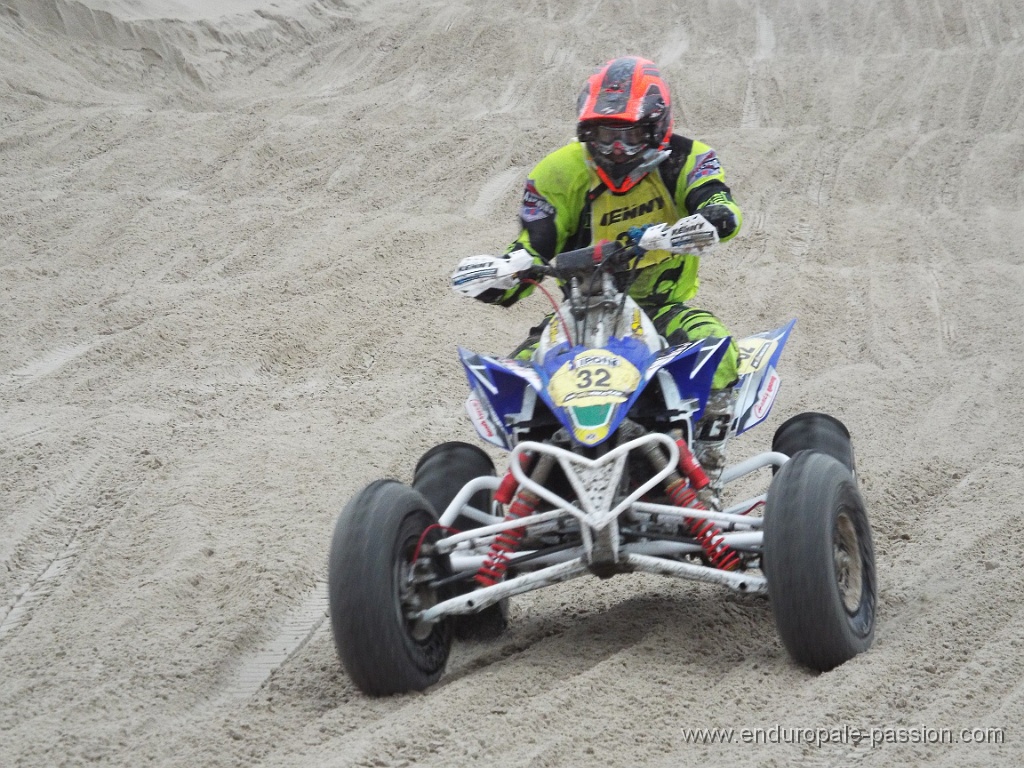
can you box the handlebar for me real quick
[530,240,643,282]
[528,213,718,283]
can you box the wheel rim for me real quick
[833,511,864,614]
[397,557,440,642]
[391,523,452,673]
[393,538,436,642]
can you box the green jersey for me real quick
[488,135,742,309]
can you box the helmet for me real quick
[576,57,673,193]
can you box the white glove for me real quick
[638,214,719,254]
[451,249,534,298]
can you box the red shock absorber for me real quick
[665,477,740,572]
[665,477,700,509]
[475,489,540,587]
[686,515,741,572]
[676,439,709,490]
[494,452,531,506]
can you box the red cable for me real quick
[412,524,462,563]
[522,278,574,349]
[738,500,765,516]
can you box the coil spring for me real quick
[475,490,540,587]
[665,479,740,572]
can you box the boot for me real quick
[693,389,737,510]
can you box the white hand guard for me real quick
[638,213,719,254]
[451,249,534,298]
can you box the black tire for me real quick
[772,411,856,474]
[328,480,452,695]
[413,441,508,640]
[413,441,495,530]
[763,451,876,672]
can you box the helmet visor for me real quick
[581,123,649,157]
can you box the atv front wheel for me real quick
[328,480,452,695]
[763,450,876,671]
[413,441,508,640]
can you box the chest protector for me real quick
[589,172,678,269]
[588,170,700,306]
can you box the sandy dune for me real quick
[2,0,1023,765]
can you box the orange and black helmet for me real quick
[576,57,673,193]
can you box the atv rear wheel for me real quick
[413,441,508,640]
[328,480,452,695]
[772,411,856,474]
[763,450,876,671]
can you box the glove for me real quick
[451,249,534,298]
[696,204,738,239]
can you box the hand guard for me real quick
[451,249,534,298]
[637,214,719,254]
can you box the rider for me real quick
[453,56,744,487]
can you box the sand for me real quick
[2,0,1023,765]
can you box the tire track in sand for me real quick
[741,10,775,129]
[0,449,107,643]
[219,580,330,700]
[0,340,97,387]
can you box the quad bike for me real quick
[328,214,876,696]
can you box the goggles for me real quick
[581,123,650,157]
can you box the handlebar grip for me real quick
[554,240,629,271]
[553,245,598,273]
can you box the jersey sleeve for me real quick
[478,142,593,306]
[675,140,743,242]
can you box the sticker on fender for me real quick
[547,351,641,406]
[751,369,781,420]
[736,337,779,375]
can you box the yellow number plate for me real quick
[547,351,641,407]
